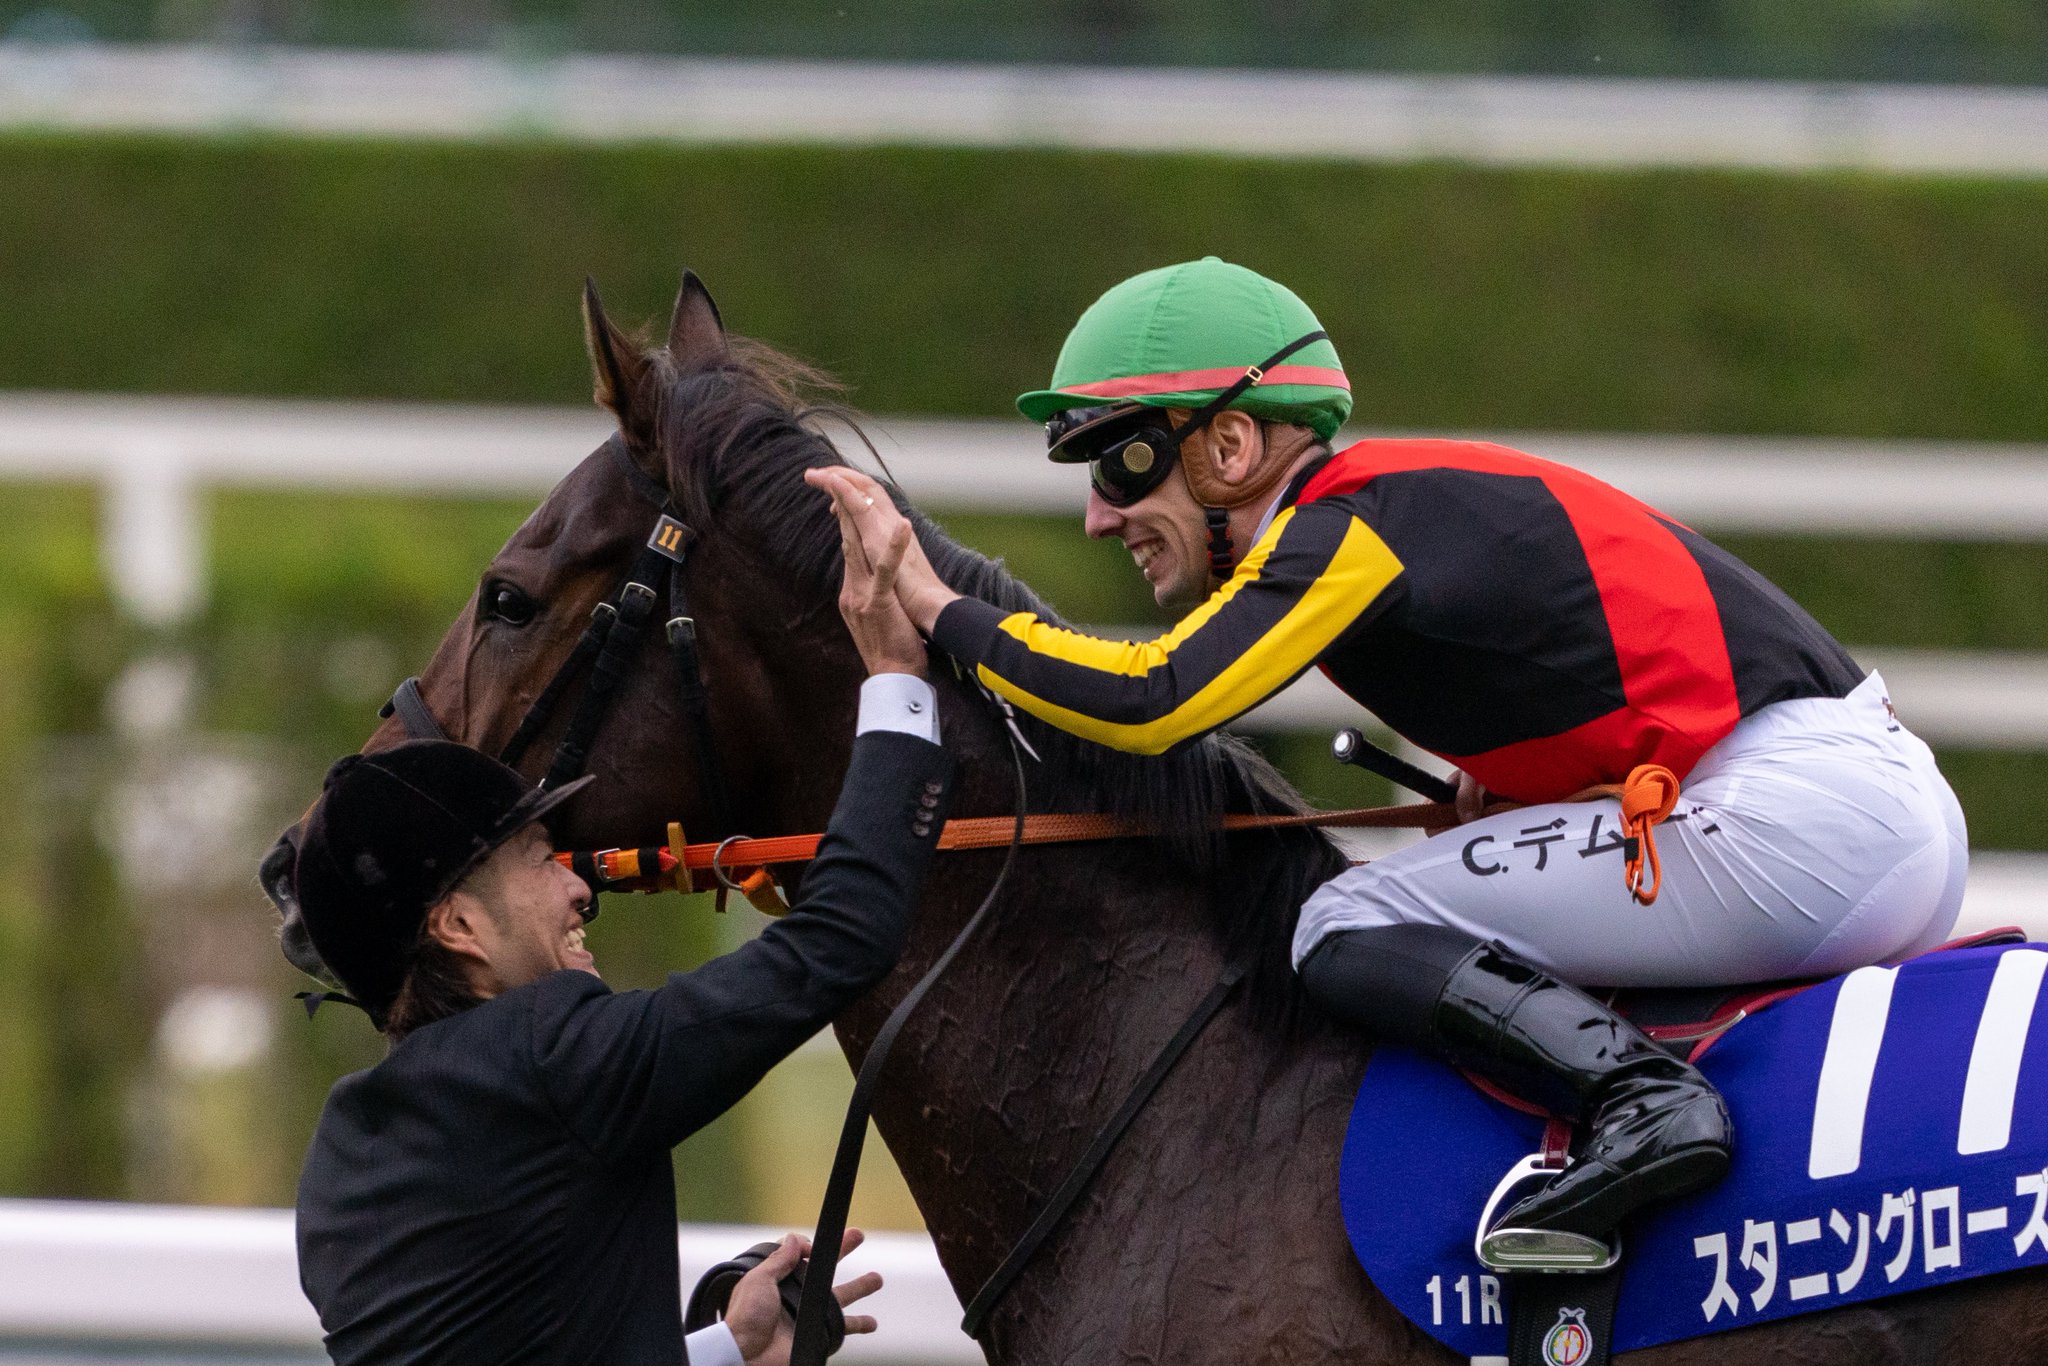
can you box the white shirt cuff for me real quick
[857,672,939,743]
[684,1320,745,1366]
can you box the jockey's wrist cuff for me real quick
[857,673,940,743]
[930,597,1005,667]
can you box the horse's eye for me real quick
[485,581,536,626]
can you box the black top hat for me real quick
[293,741,593,1025]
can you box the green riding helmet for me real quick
[1017,256,1352,455]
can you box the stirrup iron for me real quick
[1473,1152,1621,1274]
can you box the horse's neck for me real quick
[790,632,1408,1355]
[825,676,1243,1287]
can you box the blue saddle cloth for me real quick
[1340,943,2048,1359]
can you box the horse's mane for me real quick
[654,340,1348,1018]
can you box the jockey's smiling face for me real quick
[428,823,598,995]
[1081,409,1312,613]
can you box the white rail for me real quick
[10,393,2046,534]
[1230,645,2048,750]
[0,1200,979,1362]
[4,47,2048,176]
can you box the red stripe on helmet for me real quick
[1060,363,1350,400]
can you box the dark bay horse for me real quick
[353,276,2048,1363]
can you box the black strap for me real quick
[540,545,669,791]
[1203,506,1234,579]
[379,676,448,741]
[499,601,618,768]
[1508,1267,1622,1366]
[684,1240,845,1354]
[787,728,1032,1366]
[1167,329,1330,446]
[383,435,668,779]
[666,560,737,835]
[958,958,1248,1339]
[498,435,673,781]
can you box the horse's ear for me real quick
[582,277,657,445]
[666,269,728,373]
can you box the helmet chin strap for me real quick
[1169,329,1334,593]
[1203,506,1235,589]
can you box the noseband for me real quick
[382,436,735,837]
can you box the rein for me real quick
[785,696,1031,1366]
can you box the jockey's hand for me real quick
[813,472,927,677]
[804,467,959,632]
[1455,771,1488,825]
[1458,770,1490,823]
[724,1230,883,1366]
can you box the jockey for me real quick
[810,256,1969,1253]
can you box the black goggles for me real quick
[1045,404,1182,507]
[1041,328,1331,509]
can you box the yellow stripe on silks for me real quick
[992,507,1300,675]
[976,511,1403,754]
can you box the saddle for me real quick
[1342,929,2047,1365]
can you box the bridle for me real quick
[266,433,735,1005]
[381,435,738,857]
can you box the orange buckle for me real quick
[667,821,694,894]
[709,834,791,917]
[1618,764,1681,906]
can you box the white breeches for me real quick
[1290,672,1970,988]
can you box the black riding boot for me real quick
[1299,923,1731,1241]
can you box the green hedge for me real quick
[2,132,2045,441]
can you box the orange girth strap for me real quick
[557,799,1463,905]
[562,776,1684,910]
